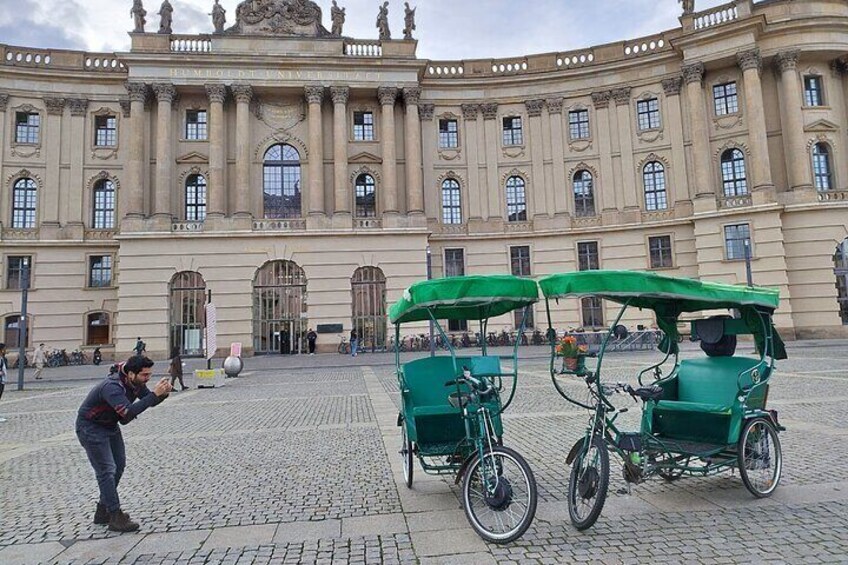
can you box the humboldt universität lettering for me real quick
[168,68,382,82]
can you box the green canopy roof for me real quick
[538,270,780,312]
[389,275,539,325]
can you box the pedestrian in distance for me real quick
[33,343,47,380]
[75,355,172,532]
[306,328,318,355]
[0,343,7,423]
[168,346,188,391]
[133,337,146,356]
[350,328,358,357]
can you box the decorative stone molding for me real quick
[350,164,382,185]
[7,169,43,189]
[68,98,89,117]
[418,104,435,121]
[205,84,227,104]
[253,133,309,161]
[231,84,254,104]
[403,87,422,106]
[125,82,148,103]
[436,170,465,190]
[0,94,8,113]
[461,104,479,121]
[86,170,121,193]
[480,103,499,121]
[591,91,610,109]
[304,85,324,105]
[152,83,177,103]
[525,99,545,117]
[713,140,751,162]
[500,168,530,186]
[567,161,600,183]
[681,62,705,85]
[377,87,398,106]
[714,113,744,130]
[178,165,210,187]
[119,100,131,118]
[546,98,564,115]
[736,49,762,73]
[611,88,632,106]
[330,86,350,105]
[775,50,800,73]
[636,152,670,174]
[661,76,683,96]
[807,134,834,152]
[44,97,66,115]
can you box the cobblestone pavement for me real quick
[1,342,847,564]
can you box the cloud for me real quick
[0,0,87,50]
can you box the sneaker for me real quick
[108,509,139,532]
[93,502,110,525]
[182,386,189,391]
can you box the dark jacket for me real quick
[77,371,163,428]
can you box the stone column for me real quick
[547,98,568,216]
[305,85,325,217]
[525,99,546,219]
[378,86,399,216]
[231,84,253,218]
[205,84,227,219]
[682,62,713,203]
[67,99,89,229]
[43,97,65,230]
[591,91,613,213]
[0,94,7,225]
[462,103,481,221]
[330,86,351,220]
[419,104,438,219]
[152,83,177,221]
[612,87,639,211]
[403,87,424,215]
[775,50,811,192]
[124,82,148,219]
[481,103,499,223]
[662,76,687,208]
[737,49,774,197]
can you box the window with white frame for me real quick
[94,115,117,147]
[506,176,527,222]
[577,241,602,327]
[649,236,673,269]
[15,112,39,144]
[92,178,116,229]
[568,109,590,140]
[445,248,467,331]
[441,179,462,224]
[185,174,207,221]
[813,143,833,191]
[6,255,31,290]
[724,223,751,261]
[12,178,37,229]
[804,76,824,107]
[636,98,660,130]
[643,161,668,211]
[185,110,208,141]
[720,148,748,197]
[573,170,595,217]
[355,174,377,218]
[502,116,524,146]
[713,82,739,115]
[438,118,458,148]
[353,111,375,141]
[88,255,113,288]
[510,246,534,328]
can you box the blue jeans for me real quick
[351,339,358,356]
[76,420,126,512]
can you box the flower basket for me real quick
[564,357,580,372]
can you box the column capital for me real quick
[831,56,848,76]
[377,86,398,106]
[205,83,228,104]
[525,99,545,117]
[591,91,611,109]
[304,85,325,105]
[662,75,683,96]
[481,103,499,120]
[461,103,480,121]
[67,98,89,117]
[125,82,149,103]
[0,93,7,112]
[611,87,632,106]
[231,83,253,104]
[151,83,177,104]
[403,87,422,106]
[546,98,563,115]
[681,62,705,85]
[44,97,66,116]
[418,103,435,121]
[330,86,350,105]
[775,50,800,73]
[736,48,762,73]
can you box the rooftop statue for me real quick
[377,1,390,40]
[403,2,415,40]
[331,0,346,37]
[211,0,227,34]
[227,0,331,37]
[158,0,173,34]
[680,0,695,15]
[131,0,147,33]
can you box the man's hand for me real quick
[153,378,173,398]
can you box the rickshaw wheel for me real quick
[461,446,537,544]
[567,437,609,531]
[401,423,414,488]
[738,417,782,498]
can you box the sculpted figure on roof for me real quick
[228,0,331,36]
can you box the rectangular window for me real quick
[353,112,375,141]
[94,115,117,147]
[6,255,31,290]
[15,112,40,144]
[636,98,661,130]
[577,241,600,272]
[581,297,604,328]
[804,76,824,107]
[502,116,524,146]
[724,223,752,261]
[445,248,465,278]
[648,236,673,269]
[713,82,739,115]
[88,255,113,288]
[439,119,459,148]
[510,246,533,327]
[568,109,590,140]
[185,110,208,140]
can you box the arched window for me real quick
[441,179,462,224]
[355,174,377,218]
[506,176,527,222]
[573,170,595,217]
[720,148,748,197]
[169,272,206,357]
[185,174,207,221]
[86,312,111,345]
[3,314,30,348]
[643,162,668,211]
[92,179,116,229]
[263,144,301,219]
[351,267,387,352]
[813,143,833,191]
[12,178,37,229]
[253,260,307,355]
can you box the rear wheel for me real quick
[400,421,413,488]
[461,446,537,544]
[567,436,609,531]
[738,417,782,498]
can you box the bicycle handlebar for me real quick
[445,367,494,396]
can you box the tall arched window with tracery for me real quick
[253,260,308,355]
[169,272,207,357]
[720,148,748,197]
[185,174,207,221]
[506,176,527,222]
[643,162,668,211]
[12,178,37,229]
[92,178,116,229]
[813,143,833,191]
[263,144,302,218]
[441,178,462,224]
[355,174,377,218]
[573,170,595,217]
[351,267,387,352]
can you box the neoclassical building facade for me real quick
[1,0,847,357]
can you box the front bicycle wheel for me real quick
[400,419,414,488]
[567,436,609,531]
[738,417,782,498]
[461,446,537,544]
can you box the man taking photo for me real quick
[76,355,172,532]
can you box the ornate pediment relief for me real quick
[176,151,209,164]
[804,119,839,133]
[227,0,331,37]
[349,152,382,164]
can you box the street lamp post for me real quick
[744,239,754,286]
[426,245,435,356]
[17,264,30,391]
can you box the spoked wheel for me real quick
[567,437,610,531]
[738,417,782,498]
[400,421,414,488]
[461,446,537,544]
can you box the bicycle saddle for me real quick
[630,385,663,402]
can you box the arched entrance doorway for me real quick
[351,267,387,352]
[835,238,848,325]
[169,272,207,357]
[253,260,307,354]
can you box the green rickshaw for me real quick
[539,270,786,530]
[389,275,539,543]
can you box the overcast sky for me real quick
[0,0,732,60]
